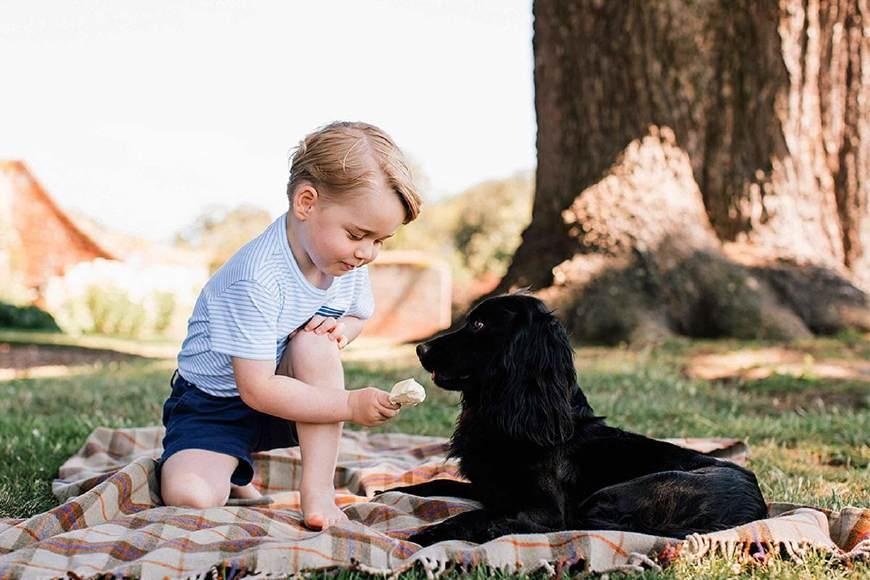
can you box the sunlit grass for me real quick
[1,333,868,578]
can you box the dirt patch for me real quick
[686,346,870,411]
[685,347,870,381]
[764,388,869,412]
[0,342,150,371]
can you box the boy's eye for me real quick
[347,232,364,241]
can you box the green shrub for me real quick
[387,171,534,284]
[152,291,176,334]
[0,302,61,331]
[42,259,198,340]
[449,173,534,279]
[85,287,148,338]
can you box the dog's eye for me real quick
[470,320,485,331]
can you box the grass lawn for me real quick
[0,332,868,578]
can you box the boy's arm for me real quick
[233,355,397,425]
[233,358,353,423]
[340,315,366,344]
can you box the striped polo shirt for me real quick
[177,213,374,396]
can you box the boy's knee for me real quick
[290,330,341,360]
[288,331,344,386]
[161,471,230,508]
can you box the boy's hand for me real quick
[347,388,401,426]
[304,315,348,349]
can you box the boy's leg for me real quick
[160,449,238,508]
[284,330,348,529]
[230,482,262,499]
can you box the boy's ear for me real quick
[292,184,319,220]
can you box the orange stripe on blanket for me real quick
[97,490,109,521]
[844,511,870,552]
[493,531,629,557]
[263,491,373,510]
[365,471,465,490]
[582,532,631,557]
[255,467,463,493]
[272,544,351,565]
[116,429,153,451]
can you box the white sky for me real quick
[1,1,536,241]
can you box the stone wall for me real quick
[364,251,451,342]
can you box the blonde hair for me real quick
[287,121,422,223]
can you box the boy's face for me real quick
[294,177,406,278]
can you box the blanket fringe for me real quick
[836,539,870,563]
[349,559,394,577]
[535,558,556,576]
[413,556,447,580]
[683,533,712,559]
[592,552,663,575]
[218,541,868,580]
[682,535,823,564]
[626,552,662,572]
[392,556,589,580]
[782,540,810,562]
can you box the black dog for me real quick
[390,294,767,546]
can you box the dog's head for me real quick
[417,293,582,446]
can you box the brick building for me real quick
[0,161,451,342]
[0,161,116,295]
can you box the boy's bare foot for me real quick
[230,483,262,500]
[301,486,348,530]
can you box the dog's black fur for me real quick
[391,294,767,546]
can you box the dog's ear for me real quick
[488,311,577,447]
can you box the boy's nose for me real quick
[355,243,375,262]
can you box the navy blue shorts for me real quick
[160,370,298,486]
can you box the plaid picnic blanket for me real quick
[0,427,868,578]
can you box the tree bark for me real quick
[499,0,870,342]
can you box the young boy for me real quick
[159,122,423,529]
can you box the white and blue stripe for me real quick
[177,213,374,397]
[317,305,346,318]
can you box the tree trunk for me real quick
[499,0,870,343]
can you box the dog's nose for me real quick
[416,342,430,359]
